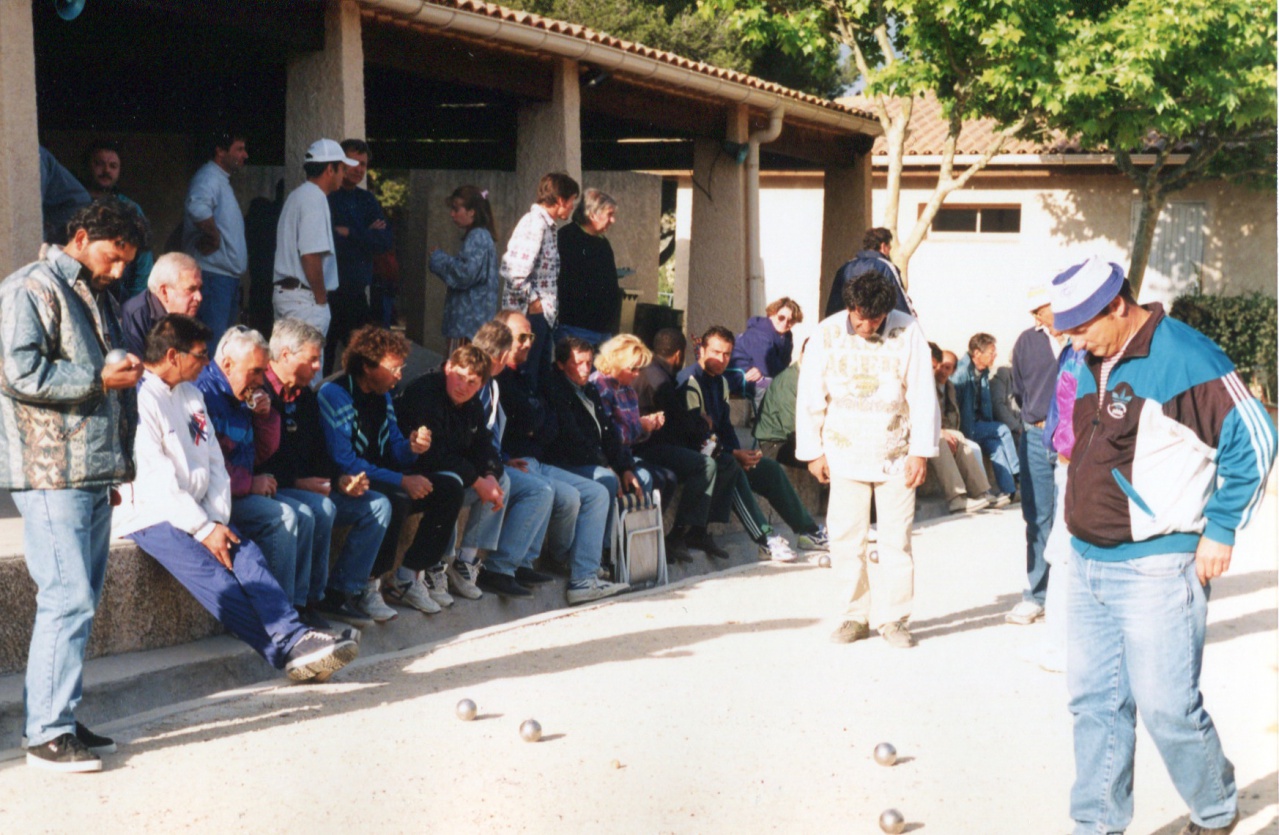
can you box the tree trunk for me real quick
[1128,187,1166,298]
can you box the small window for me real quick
[927,205,1021,234]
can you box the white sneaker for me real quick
[948,495,991,513]
[796,525,830,551]
[356,579,399,622]
[1005,600,1045,625]
[566,576,630,605]
[446,559,484,600]
[385,575,442,615]
[424,565,455,606]
[988,491,1013,508]
[760,534,798,563]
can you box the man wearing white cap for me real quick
[1051,256,1275,835]
[272,139,358,337]
[1005,285,1063,626]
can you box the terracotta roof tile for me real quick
[839,93,1071,155]
[363,0,874,122]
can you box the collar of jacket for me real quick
[1084,302,1165,370]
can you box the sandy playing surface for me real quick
[0,502,1274,834]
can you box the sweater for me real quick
[1066,304,1276,559]
[753,364,799,444]
[1011,325,1059,424]
[633,357,705,450]
[253,366,331,487]
[112,371,230,542]
[318,374,417,487]
[729,316,792,386]
[556,223,621,334]
[395,370,502,486]
[496,365,557,460]
[795,310,939,480]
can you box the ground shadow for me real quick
[1206,608,1278,646]
[910,593,1022,642]
[1208,570,1277,602]
[1148,771,1277,835]
[97,617,819,760]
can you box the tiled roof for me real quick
[839,93,1072,155]
[361,0,875,123]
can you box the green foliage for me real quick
[1170,291,1278,403]
[505,0,847,96]
[368,170,410,217]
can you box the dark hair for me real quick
[144,314,211,364]
[209,129,246,158]
[842,270,896,318]
[340,138,370,158]
[536,172,580,206]
[862,227,893,251]
[701,325,735,347]
[471,320,513,360]
[447,185,496,239]
[67,198,151,250]
[967,333,996,356]
[447,345,492,384]
[765,297,803,324]
[1118,279,1136,303]
[554,336,594,366]
[651,327,686,360]
[343,325,410,377]
[82,139,121,168]
[303,160,342,180]
[928,341,942,364]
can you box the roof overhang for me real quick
[873,153,1191,168]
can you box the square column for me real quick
[0,1,41,270]
[514,58,582,203]
[819,154,873,312]
[686,104,749,336]
[285,0,366,190]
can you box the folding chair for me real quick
[611,489,668,589]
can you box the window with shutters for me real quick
[1130,201,1206,303]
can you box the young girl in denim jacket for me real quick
[430,186,499,353]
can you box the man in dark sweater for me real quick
[121,252,203,358]
[825,227,915,319]
[679,327,828,561]
[1006,288,1064,626]
[254,318,395,627]
[632,328,719,562]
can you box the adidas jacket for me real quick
[1066,304,1276,560]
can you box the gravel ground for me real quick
[0,500,1274,834]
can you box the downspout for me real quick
[746,107,784,315]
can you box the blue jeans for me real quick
[275,489,331,606]
[522,459,611,581]
[325,489,392,595]
[231,494,307,607]
[13,488,112,746]
[521,313,553,394]
[969,420,1019,495]
[195,270,241,353]
[482,468,555,577]
[564,464,639,544]
[1018,421,1056,605]
[127,523,308,670]
[457,471,510,553]
[1068,552,1236,833]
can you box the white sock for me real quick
[458,547,479,565]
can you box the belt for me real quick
[275,278,305,290]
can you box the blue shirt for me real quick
[183,161,248,277]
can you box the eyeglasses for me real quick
[181,349,210,362]
[379,361,406,376]
[516,333,536,346]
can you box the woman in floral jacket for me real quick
[429,185,499,353]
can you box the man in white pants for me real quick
[797,271,938,649]
[272,139,356,336]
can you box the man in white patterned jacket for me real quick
[796,270,939,650]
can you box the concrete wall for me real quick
[401,169,662,354]
[0,0,41,274]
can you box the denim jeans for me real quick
[1018,421,1056,605]
[13,487,112,746]
[521,313,553,394]
[325,489,392,595]
[481,468,554,577]
[522,459,611,581]
[969,419,1019,495]
[274,488,331,606]
[1068,552,1236,833]
[458,471,511,553]
[194,270,241,354]
[231,494,306,607]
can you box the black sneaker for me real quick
[514,566,554,586]
[313,590,375,628]
[284,630,359,682]
[295,605,333,632]
[477,568,533,598]
[26,732,101,773]
[687,528,730,559]
[23,721,116,755]
[665,529,694,564]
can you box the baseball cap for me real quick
[1026,282,1051,313]
[305,138,358,166]
[1050,257,1125,330]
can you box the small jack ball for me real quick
[874,742,897,766]
[456,699,477,721]
[520,719,542,742]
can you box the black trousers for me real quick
[370,475,466,576]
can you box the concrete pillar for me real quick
[686,104,749,336]
[0,1,41,270]
[514,58,582,203]
[284,0,366,191]
[819,154,873,314]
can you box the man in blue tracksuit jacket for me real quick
[1050,257,1276,835]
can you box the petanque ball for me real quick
[818,554,832,568]
[869,549,879,564]
[103,348,128,365]
[879,808,905,834]
[873,742,897,766]
[519,719,542,742]
[455,698,477,721]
